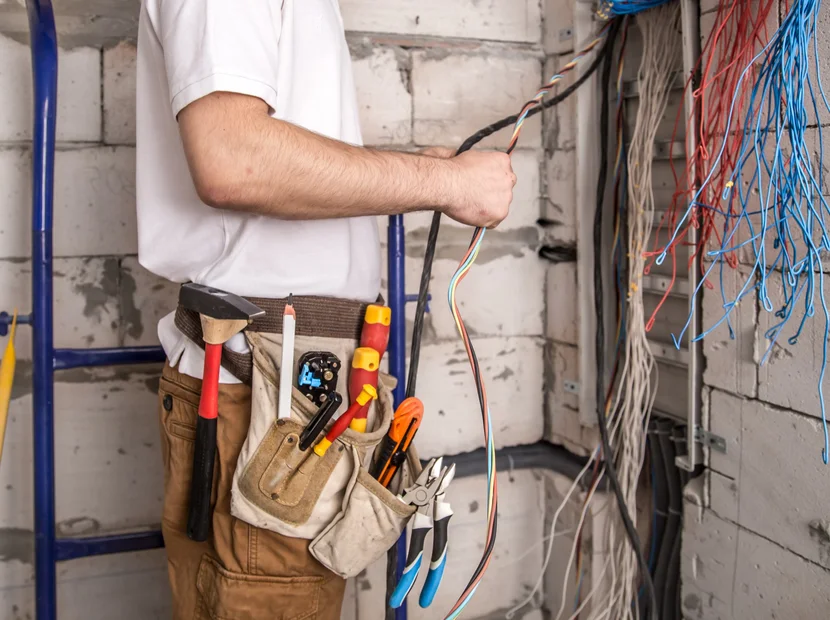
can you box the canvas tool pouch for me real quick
[175,294,422,578]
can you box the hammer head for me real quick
[179,283,265,321]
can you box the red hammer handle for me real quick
[187,342,221,542]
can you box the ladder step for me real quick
[56,530,164,562]
[53,346,165,370]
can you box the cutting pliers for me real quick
[390,457,456,609]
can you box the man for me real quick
[136,0,515,617]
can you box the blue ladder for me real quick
[1,2,414,618]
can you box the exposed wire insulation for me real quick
[398,25,624,620]
[659,0,830,463]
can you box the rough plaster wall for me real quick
[681,1,830,618]
[0,1,604,618]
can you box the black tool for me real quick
[298,391,343,451]
[296,351,341,406]
[178,283,264,542]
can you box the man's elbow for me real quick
[191,165,239,210]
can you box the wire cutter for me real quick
[390,457,456,609]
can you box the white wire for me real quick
[504,453,598,619]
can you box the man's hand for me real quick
[445,151,516,228]
[419,147,516,228]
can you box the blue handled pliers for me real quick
[390,457,456,609]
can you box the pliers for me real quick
[390,457,456,609]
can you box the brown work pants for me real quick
[158,362,345,619]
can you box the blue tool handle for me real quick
[390,522,429,608]
[419,514,451,608]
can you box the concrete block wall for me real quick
[0,1,598,619]
[682,2,830,618]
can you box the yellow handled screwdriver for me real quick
[0,311,18,466]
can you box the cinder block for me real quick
[702,266,757,398]
[0,550,170,618]
[708,389,830,570]
[732,521,830,618]
[340,0,542,44]
[54,147,138,257]
[0,257,121,361]
[543,0,575,55]
[0,35,101,143]
[756,276,829,419]
[546,261,577,345]
[351,45,412,146]
[413,337,544,458]
[411,249,545,341]
[0,369,163,534]
[104,42,137,145]
[412,50,542,149]
[0,148,29,258]
[681,500,738,619]
[0,147,138,258]
[120,257,179,347]
[355,470,545,619]
[543,149,576,243]
[683,496,830,619]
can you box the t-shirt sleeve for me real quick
[156,0,282,117]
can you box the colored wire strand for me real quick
[404,23,626,620]
[658,0,830,463]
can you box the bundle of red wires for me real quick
[644,0,777,329]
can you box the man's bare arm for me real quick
[177,92,516,228]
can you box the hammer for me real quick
[179,283,265,541]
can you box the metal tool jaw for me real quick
[399,457,455,514]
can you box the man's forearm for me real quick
[180,93,456,219]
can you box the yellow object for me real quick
[313,437,332,457]
[364,304,391,326]
[349,418,367,433]
[0,311,18,465]
[352,347,379,371]
[356,384,377,405]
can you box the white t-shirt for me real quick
[136,0,381,382]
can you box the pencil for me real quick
[278,295,296,420]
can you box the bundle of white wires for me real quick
[506,5,681,619]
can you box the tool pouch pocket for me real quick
[309,446,421,578]
[231,331,413,544]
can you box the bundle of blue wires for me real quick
[599,0,674,18]
[659,0,830,463]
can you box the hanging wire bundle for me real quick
[659,0,830,463]
[401,22,623,619]
[644,0,777,326]
[600,5,681,619]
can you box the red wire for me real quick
[644,0,776,329]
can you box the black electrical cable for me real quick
[593,18,658,619]
[390,17,627,618]
[405,19,622,399]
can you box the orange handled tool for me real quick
[348,348,379,432]
[314,384,377,457]
[370,397,424,487]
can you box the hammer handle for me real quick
[187,415,217,542]
[187,342,222,541]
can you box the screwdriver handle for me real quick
[349,348,379,432]
[360,305,391,357]
[314,385,377,456]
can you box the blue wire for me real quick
[663,0,830,463]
